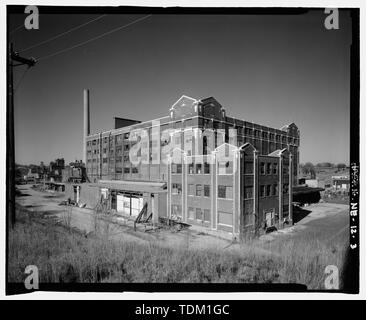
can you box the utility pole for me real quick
[7,42,36,229]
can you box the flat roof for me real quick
[97,180,167,193]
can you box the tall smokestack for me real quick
[83,89,90,164]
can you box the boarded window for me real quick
[188,207,195,219]
[188,184,195,196]
[218,211,233,226]
[171,205,182,218]
[196,208,203,220]
[204,209,210,222]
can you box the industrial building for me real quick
[78,90,300,238]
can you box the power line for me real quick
[10,24,25,35]
[19,14,107,53]
[36,14,152,62]
[14,67,31,92]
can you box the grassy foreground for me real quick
[8,206,348,289]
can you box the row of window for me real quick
[172,183,236,199]
[87,131,298,149]
[259,183,289,197]
[260,162,278,175]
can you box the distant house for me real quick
[332,175,350,191]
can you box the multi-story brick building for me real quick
[83,91,299,238]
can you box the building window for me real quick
[124,133,130,140]
[188,163,194,174]
[262,132,268,139]
[196,163,202,174]
[172,183,182,195]
[244,161,253,174]
[273,163,278,175]
[132,167,138,174]
[244,186,253,199]
[171,205,182,218]
[204,162,210,174]
[260,185,266,197]
[266,185,271,197]
[172,164,182,174]
[124,144,130,151]
[176,164,182,173]
[218,211,233,226]
[218,185,233,199]
[188,184,195,196]
[266,163,272,175]
[272,184,278,196]
[188,207,195,219]
[196,184,202,196]
[269,133,275,141]
[123,167,130,174]
[204,209,210,222]
[218,161,233,175]
[204,185,210,197]
[283,164,289,175]
[196,208,203,220]
[260,162,266,175]
[283,183,289,194]
[103,158,108,163]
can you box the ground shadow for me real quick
[293,206,312,224]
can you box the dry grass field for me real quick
[8,203,348,289]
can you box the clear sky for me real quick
[9,9,351,166]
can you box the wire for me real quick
[19,14,107,53]
[36,14,152,62]
[10,24,24,35]
[14,67,30,92]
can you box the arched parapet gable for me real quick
[280,122,299,137]
[238,142,257,155]
[214,142,238,155]
[200,96,226,121]
[169,95,199,120]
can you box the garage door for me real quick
[117,194,130,215]
[116,193,143,216]
[131,196,144,217]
